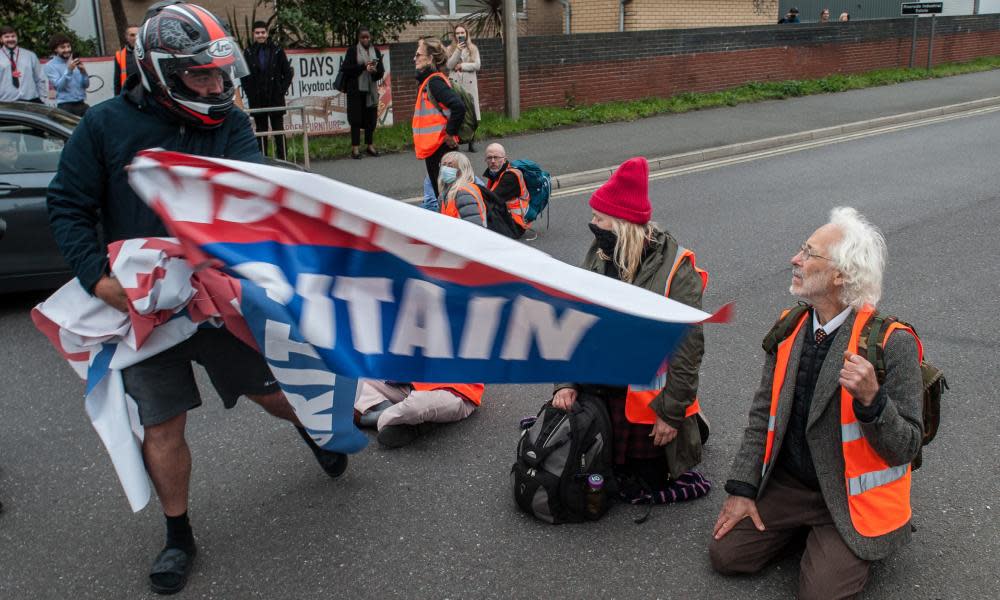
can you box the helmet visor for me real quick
[182,36,249,80]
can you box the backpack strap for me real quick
[762,302,811,354]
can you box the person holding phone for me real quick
[342,26,385,159]
[43,34,90,116]
[446,24,480,152]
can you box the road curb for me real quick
[549,95,1000,192]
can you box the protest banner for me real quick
[128,150,730,386]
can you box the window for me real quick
[0,122,65,175]
[421,0,525,18]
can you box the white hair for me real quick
[827,206,886,309]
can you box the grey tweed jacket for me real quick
[728,308,924,561]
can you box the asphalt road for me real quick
[2,108,999,599]
[309,70,1000,201]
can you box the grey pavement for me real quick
[310,69,1000,200]
[2,93,1000,598]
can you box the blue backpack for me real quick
[510,159,551,224]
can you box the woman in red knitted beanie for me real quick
[552,157,713,506]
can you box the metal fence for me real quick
[245,105,311,171]
[779,0,976,22]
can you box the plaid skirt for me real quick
[604,393,662,464]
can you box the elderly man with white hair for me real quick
[708,207,924,599]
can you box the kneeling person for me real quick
[709,207,924,600]
[552,157,711,505]
[356,382,484,448]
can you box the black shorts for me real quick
[122,327,279,426]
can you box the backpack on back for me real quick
[511,394,616,523]
[427,76,479,144]
[509,159,552,224]
[762,304,946,470]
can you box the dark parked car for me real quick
[0,102,79,293]
[0,102,305,294]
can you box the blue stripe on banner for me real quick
[240,281,365,454]
[85,343,118,396]
[209,240,693,386]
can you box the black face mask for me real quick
[589,223,618,256]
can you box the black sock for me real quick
[165,512,195,554]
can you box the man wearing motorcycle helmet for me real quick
[47,2,348,595]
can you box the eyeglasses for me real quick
[796,243,831,262]
[484,155,505,162]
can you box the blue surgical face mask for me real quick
[440,166,458,184]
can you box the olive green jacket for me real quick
[556,228,707,478]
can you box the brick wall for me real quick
[389,15,1000,124]
[571,0,778,33]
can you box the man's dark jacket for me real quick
[46,81,263,294]
[241,42,294,108]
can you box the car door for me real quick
[0,118,70,291]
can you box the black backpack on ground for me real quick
[475,183,522,239]
[511,394,616,523]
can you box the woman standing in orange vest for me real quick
[412,37,465,197]
[551,157,711,505]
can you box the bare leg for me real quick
[142,413,191,517]
[247,390,300,425]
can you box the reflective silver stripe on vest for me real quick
[841,421,863,443]
[631,372,667,392]
[761,415,778,476]
[413,106,442,117]
[847,464,909,496]
[412,125,446,135]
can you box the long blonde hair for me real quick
[419,37,449,70]
[596,218,659,283]
[449,24,480,64]
[439,151,475,204]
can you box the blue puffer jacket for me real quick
[47,82,262,293]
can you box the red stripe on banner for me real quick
[30,308,91,363]
[139,150,588,302]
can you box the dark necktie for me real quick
[8,49,18,88]
[815,328,827,344]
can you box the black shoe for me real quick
[296,427,348,478]
[467,141,476,152]
[365,147,380,157]
[351,151,362,160]
[376,422,437,448]
[149,545,196,595]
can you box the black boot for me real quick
[467,140,476,152]
[296,427,348,478]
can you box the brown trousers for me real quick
[708,468,871,600]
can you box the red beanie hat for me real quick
[588,157,652,224]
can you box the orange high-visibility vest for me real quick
[115,48,129,89]
[412,72,451,159]
[761,305,922,537]
[624,247,709,425]
[487,165,531,229]
[412,383,485,405]
[440,183,487,227]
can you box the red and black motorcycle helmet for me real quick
[135,1,248,128]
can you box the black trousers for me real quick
[350,105,378,146]
[424,142,451,197]
[253,111,286,160]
